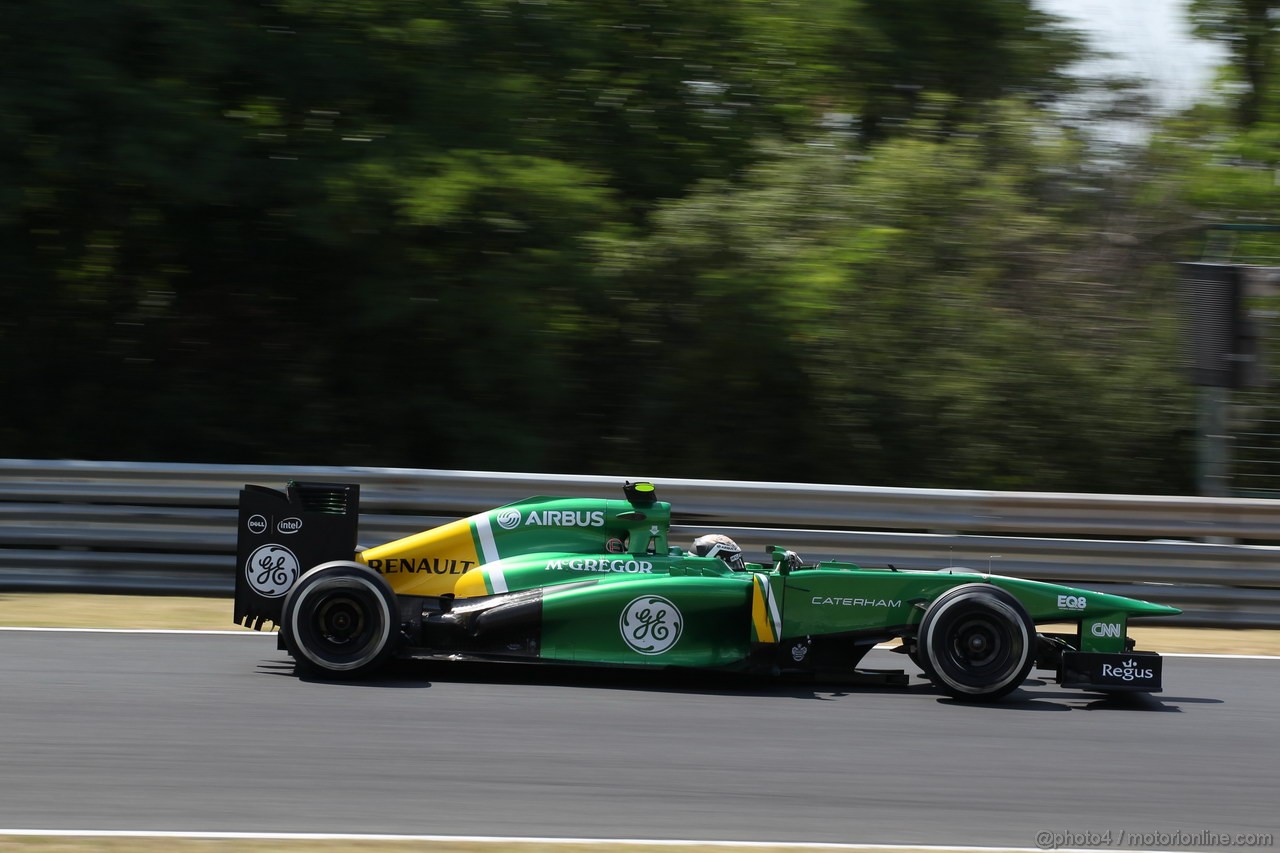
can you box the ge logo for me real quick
[496,509,522,530]
[619,595,683,656]
[245,544,300,598]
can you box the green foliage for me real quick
[1150,1,1280,228]
[813,0,1089,139]
[0,0,1202,492]
[1191,0,1279,127]
[594,103,1192,490]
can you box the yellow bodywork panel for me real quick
[751,573,781,644]
[357,517,481,596]
[453,568,490,599]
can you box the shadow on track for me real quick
[255,655,941,699]
[995,687,1223,712]
[255,659,434,688]
[251,648,1222,709]
[254,656,1214,709]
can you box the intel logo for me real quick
[277,517,303,534]
[247,515,268,535]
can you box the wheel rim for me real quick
[313,594,370,649]
[947,616,1007,671]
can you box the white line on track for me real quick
[0,627,1277,660]
[0,626,268,635]
[0,829,1210,852]
[1160,651,1280,660]
[870,640,1280,660]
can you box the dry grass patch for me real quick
[0,593,1275,655]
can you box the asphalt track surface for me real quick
[1,631,1276,849]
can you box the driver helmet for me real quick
[692,534,745,572]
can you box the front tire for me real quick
[917,584,1035,702]
[281,562,399,679]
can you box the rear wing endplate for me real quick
[233,481,360,630]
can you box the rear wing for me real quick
[234,481,360,629]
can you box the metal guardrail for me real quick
[2,459,1279,627]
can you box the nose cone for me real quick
[1124,598,1182,617]
[1076,586,1181,618]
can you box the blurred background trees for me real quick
[0,0,1275,492]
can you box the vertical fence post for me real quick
[1197,385,1231,498]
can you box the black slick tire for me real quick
[281,561,399,679]
[917,583,1035,702]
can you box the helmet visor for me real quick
[703,541,745,571]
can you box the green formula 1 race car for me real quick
[233,480,1179,701]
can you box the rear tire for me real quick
[281,562,399,679]
[917,584,1035,702]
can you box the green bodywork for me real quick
[435,489,1179,669]
[475,557,1175,665]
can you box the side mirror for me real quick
[766,545,804,575]
[765,545,790,575]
